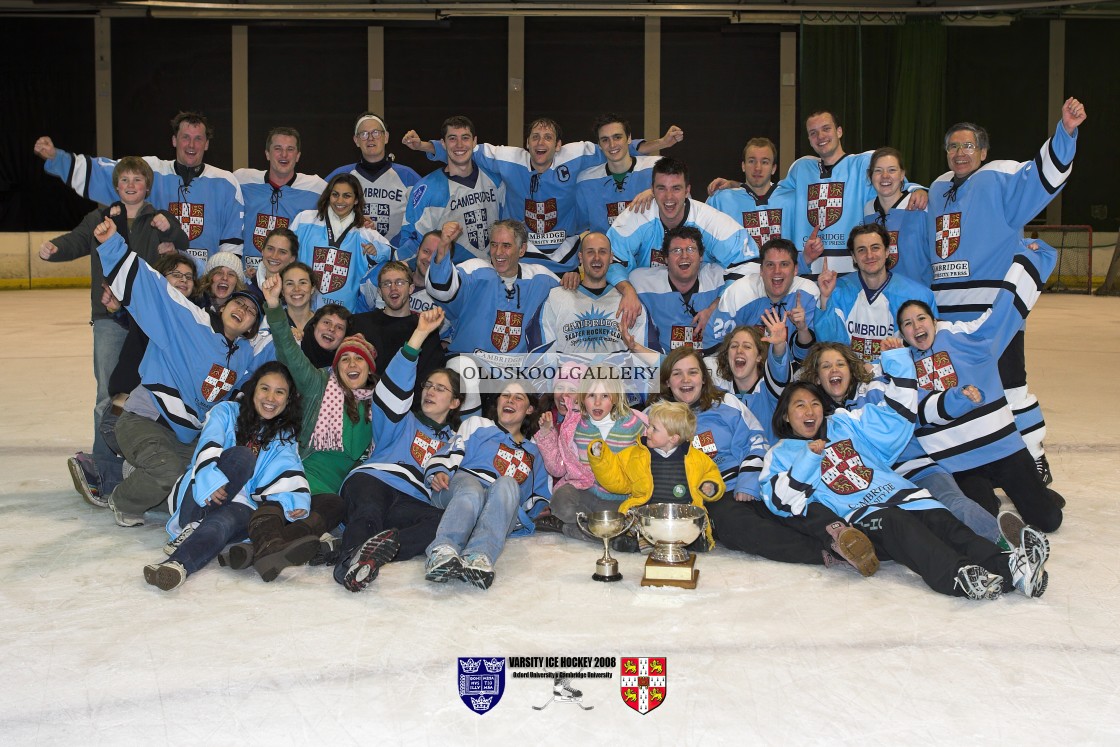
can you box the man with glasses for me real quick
[235,127,326,279]
[928,97,1087,486]
[327,113,421,247]
[348,260,445,396]
[528,232,655,355]
[35,111,244,271]
[628,227,729,352]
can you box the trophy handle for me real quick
[621,510,638,535]
[575,512,593,540]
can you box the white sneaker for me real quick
[107,492,144,527]
[143,561,187,591]
[461,554,495,590]
[954,565,1004,600]
[425,545,463,583]
[1009,526,1050,598]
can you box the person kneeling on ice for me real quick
[761,348,1049,600]
[423,382,551,589]
[587,400,725,552]
[145,362,310,591]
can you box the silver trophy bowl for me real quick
[635,503,707,564]
[576,510,636,582]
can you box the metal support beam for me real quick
[231,25,248,169]
[368,27,385,116]
[508,17,525,145]
[644,17,661,148]
[1046,19,1065,225]
[779,30,797,172]
[94,17,112,157]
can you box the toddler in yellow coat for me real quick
[588,401,724,550]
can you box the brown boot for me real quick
[250,504,319,583]
[825,522,879,577]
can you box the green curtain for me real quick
[798,22,864,157]
[888,20,947,186]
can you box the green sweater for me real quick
[266,303,372,494]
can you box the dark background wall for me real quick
[0,16,1113,233]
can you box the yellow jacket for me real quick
[587,439,725,549]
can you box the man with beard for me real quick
[348,260,445,397]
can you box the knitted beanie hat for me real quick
[205,252,246,283]
[333,334,378,377]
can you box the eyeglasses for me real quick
[946,142,979,153]
[229,298,258,317]
[165,270,194,282]
[667,245,699,257]
[379,278,410,289]
[357,130,385,141]
[422,381,451,394]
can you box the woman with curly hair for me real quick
[144,361,310,591]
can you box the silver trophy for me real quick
[576,510,636,582]
[634,503,707,587]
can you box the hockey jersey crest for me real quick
[692,430,718,457]
[934,213,962,259]
[670,324,700,349]
[253,214,289,252]
[170,201,205,241]
[494,443,533,484]
[312,246,352,294]
[915,351,958,391]
[743,208,784,246]
[886,230,899,270]
[491,311,524,353]
[411,430,441,467]
[820,439,874,495]
[525,197,559,236]
[201,363,237,403]
[807,183,844,230]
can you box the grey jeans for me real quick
[548,485,626,543]
[111,411,197,514]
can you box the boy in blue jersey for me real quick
[235,127,326,279]
[929,98,1087,485]
[35,111,244,270]
[326,113,421,246]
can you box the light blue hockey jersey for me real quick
[863,192,934,287]
[703,274,819,359]
[326,160,421,246]
[575,156,660,234]
[397,163,504,263]
[235,169,326,273]
[706,182,797,251]
[692,393,769,498]
[815,271,937,364]
[630,262,728,352]
[291,210,392,311]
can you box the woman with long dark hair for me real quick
[144,361,309,590]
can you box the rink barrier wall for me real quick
[0,231,1116,291]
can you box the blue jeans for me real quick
[91,319,128,490]
[914,470,999,543]
[427,473,520,564]
[168,499,255,574]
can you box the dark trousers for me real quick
[954,448,1063,533]
[853,507,1009,597]
[170,499,255,574]
[997,329,1027,389]
[708,498,843,566]
[339,473,444,562]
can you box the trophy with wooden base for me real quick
[575,510,636,582]
[635,503,706,589]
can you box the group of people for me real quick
[36,95,1085,600]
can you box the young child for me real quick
[587,400,725,551]
[533,364,645,541]
[144,362,310,591]
[423,382,551,589]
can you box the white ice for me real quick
[2,289,1119,745]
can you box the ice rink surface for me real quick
[1,289,1118,745]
